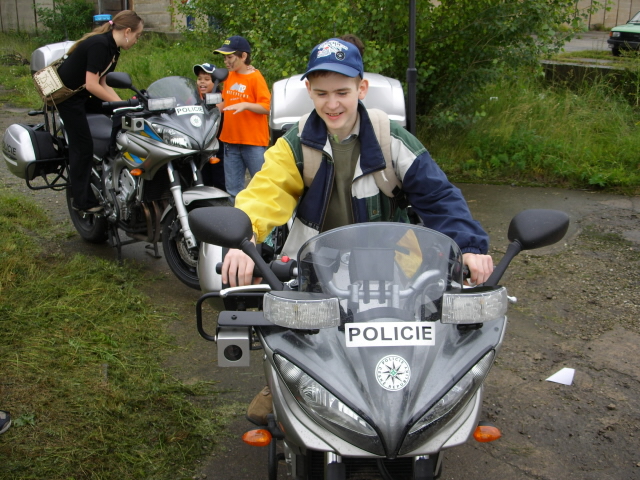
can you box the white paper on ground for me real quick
[545,367,575,385]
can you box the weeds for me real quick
[423,71,640,193]
[0,191,238,479]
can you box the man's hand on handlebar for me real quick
[462,253,494,286]
[221,239,260,287]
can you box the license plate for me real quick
[345,322,435,348]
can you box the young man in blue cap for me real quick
[213,36,271,199]
[221,37,494,425]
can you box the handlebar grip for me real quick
[215,259,296,282]
[102,98,140,109]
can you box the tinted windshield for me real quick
[146,76,200,107]
[296,223,464,322]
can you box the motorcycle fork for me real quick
[166,161,197,248]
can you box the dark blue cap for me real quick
[214,36,252,54]
[301,38,364,80]
[194,63,215,75]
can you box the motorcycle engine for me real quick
[116,168,137,220]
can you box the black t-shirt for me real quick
[57,32,120,98]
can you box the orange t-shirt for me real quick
[219,69,271,147]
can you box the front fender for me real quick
[183,186,230,206]
[160,186,230,223]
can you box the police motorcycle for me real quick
[2,44,230,289]
[189,206,569,480]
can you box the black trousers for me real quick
[57,95,101,210]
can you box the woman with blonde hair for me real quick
[56,10,144,213]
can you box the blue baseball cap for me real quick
[193,63,215,75]
[301,38,364,80]
[214,36,252,54]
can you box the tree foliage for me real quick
[175,0,603,121]
[35,0,94,44]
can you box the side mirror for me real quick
[189,206,284,290]
[485,209,569,286]
[189,206,253,248]
[106,72,133,89]
[508,209,570,250]
[212,67,229,82]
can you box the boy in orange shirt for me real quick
[214,36,271,199]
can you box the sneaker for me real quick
[246,386,273,426]
[0,411,11,435]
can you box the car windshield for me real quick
[296,223,464,322]
[146,76,200,107]
[629,11,640,23]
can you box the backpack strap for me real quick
[298,113,323,188]
[298,108,407,208]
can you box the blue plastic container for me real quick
[93,14,112,27]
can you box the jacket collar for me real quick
[300,102,386,174]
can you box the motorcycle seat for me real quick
[86,113,113,158]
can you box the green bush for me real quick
[174,0,605,120]
[35,0,94,43]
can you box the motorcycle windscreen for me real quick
[261,223,503,456]
[145,76,220,151]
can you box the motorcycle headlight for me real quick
[148,97,176,111]
[263,291,340,329]
[441,286,507,324]
[399,350,495,455]
[151,124,192,149]
[274,354,384,455]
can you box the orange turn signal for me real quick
[209,157,221,164]
[242,429,272,447]
[473,424,502,443]
[130,168,144,176]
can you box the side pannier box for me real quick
[2,124,63,180]
[269,72,406,144]
[30,40,75,74]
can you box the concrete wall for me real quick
[130,0,175,31]
[577,0,640,29]
[0,0,53,34]
[0,0,180,34]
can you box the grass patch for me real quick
[423,71,640,194]
[0,190,238,479]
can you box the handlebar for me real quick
[102,98,140,110]
[215,257,297,283]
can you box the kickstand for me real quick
[108,226,124,264]
[145,242,162,258]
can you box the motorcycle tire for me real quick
[162,199,229,290]
[65,187,108,243]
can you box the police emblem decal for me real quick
[190,115,202,127]
[375,355,411,391]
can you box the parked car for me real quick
[607,11,640,56]
[269,72,406,143]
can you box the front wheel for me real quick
[66,187,108,243]
[162,199,229,290]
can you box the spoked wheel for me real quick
[65,187,108,243]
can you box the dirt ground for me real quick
[2,105,639,480]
